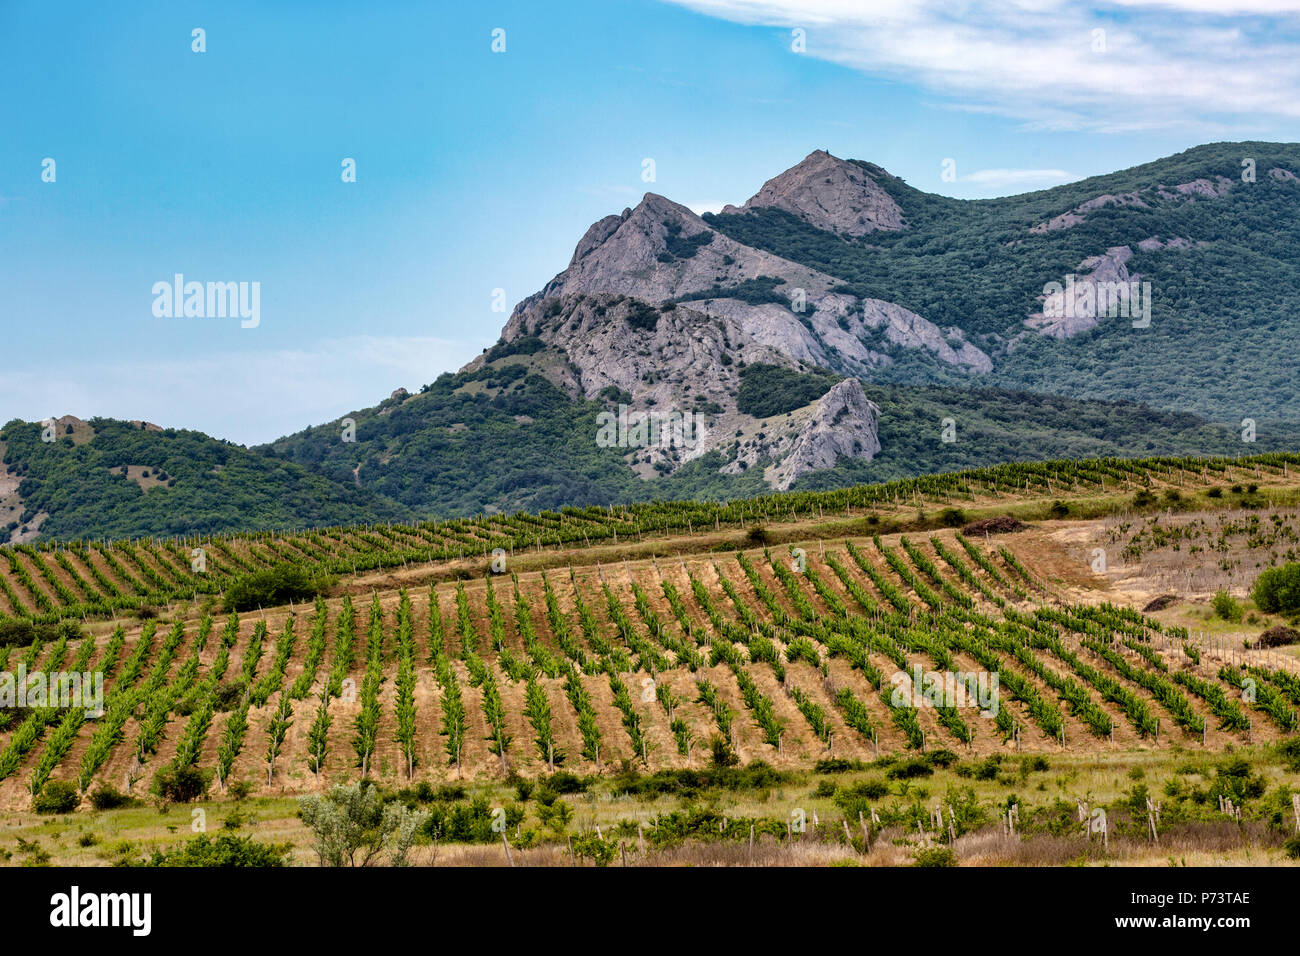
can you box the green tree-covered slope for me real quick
[0,419,410,541]
[706,141,1300,422]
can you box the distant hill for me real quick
[0,416,408,543]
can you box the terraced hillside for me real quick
[3,491,1299,809]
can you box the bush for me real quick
[961,516,1025,536]
[153,766,210,804]
[886,759,933,780]
[223,563,333,613]
[1212,591,1244,623]
[1047,500,1069,519]
[625,301,660,332]
[89,785,137,811]
[34,781,80,814]
[937,507,966,527]
[135,834,290,868]
[710,735,739,768]
[912,846,958,867]
[1285,835,1300,861]
[571,833,618,867]
[299,781,427,866]
[1257,625,1300,649]
[1253,563,1300,615]
[0,618,83,648]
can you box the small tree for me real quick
[298,781,427,867]
[1212,590,1244,623]
[1253,563,1300,615]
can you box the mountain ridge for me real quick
[6,141,1299,542]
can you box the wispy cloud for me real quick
[661,0,1300,132]
[0,336,480,447]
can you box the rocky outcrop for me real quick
[483,150,1005,488]
[520,192,829,307]
[1156,176,1234,201]
[486,152,988,488]
[765,380,881,490]
[1137,235,1198,251]
[1029,192,1147,234]
[505,191,989,379]
[1025,246,1141,340]
[723,150,905,236]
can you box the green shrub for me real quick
[135,834,290,867]
[710,735,739,767]
[223,563,333,613]
[938,507,967,527]
[89,785,137,811]
[887,759,933,780]
[571,833,618,867]
[1253,563,1300,615]
[912,846,958,867]
[625,301,660,332]
[153,766,210,803]
[0,619,82,648]
[1212,590,1244,623]
[33,781,80,814]
[1285,835,1300,861]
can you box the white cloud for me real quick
[0,335,481,447]
[661,0,1300,131]
[962,168,1082,189]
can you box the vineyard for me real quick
[1,451,1299,626]
[3,495,1298,809]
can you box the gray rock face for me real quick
[1156,176,1234,201]
[522,192,829,306]
[506,191,988,378]
[1137,235,1197,251]
[724,149,906,236]
[765,379,882,490]
[1029,192,1146,234]
[1025,246,1141,340]
[485,152,987,488]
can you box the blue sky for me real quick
[3,0,1298,445]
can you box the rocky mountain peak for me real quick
[765,379,882,490]
[723,149,906,236]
